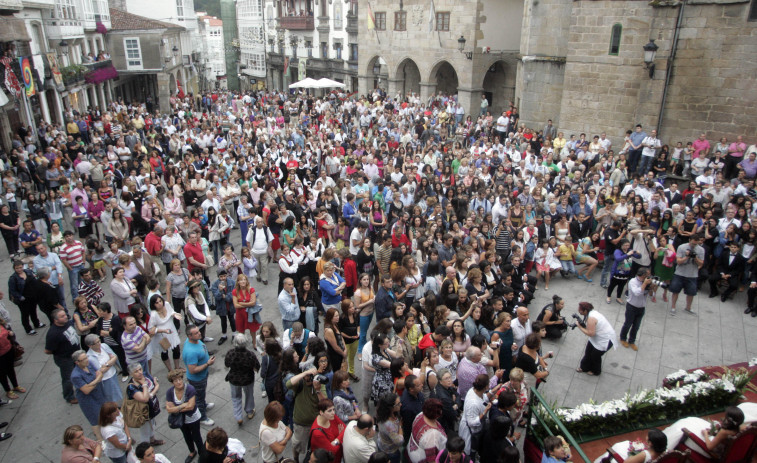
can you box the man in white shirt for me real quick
[492,195,509,226]
[496,111,509,140]
[247,217,274,284]
[637,129,661,176]
[200,191,221,215]
[512,306,533,349]
[342,416,378,463]
[350,221,368,256]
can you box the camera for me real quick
[649,276,669,289]
[570,313,586,329]
[314,374,329,384]
[491,340,502,349]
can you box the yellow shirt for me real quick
[66,122,80,134]
[558,243,575,261]
[553,137,566,151]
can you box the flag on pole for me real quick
[367,3,376,30]
[428,0,436,33]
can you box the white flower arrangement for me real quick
[663,369,709,387]
[542,372,748,435]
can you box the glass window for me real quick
[394,11,406,31]
[609,24,622,55]
[176,0,184,19]
[435,12,450,31]
[375,12,386,30]
[124,38,142,70]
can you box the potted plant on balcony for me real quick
[61,64,87,84]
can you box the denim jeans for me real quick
[68,264,84,300]
[358,312,374,353]
[303,306,318,334]
[55,284,68,311]
[600,253,615,287]
[230,383,256,421]
[637,155,654,176]
[108,453,128,463]
[53,355,75,401]
[282,319,296,331]
[188,377,209,420]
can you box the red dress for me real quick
[233,288,261,333]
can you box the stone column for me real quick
[419,81,437,104]
[387,78,403,99]
[457,86,485,121]
[52,89,65,125]
[357,75,372,96]
[106,80,114,104]
[157,72,171,113]
[98,83,106,111]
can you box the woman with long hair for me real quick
[298,276,323,335]
[148,294,182,372]
[353,273,375,362]
[164,369,204,463]
[323,308,346,373]
[233,273,261,347]
[339,299,360,382]
[375,392,403,463]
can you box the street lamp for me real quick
[457,35,472,60]
[172,45,179,57]
[643,39,658,79]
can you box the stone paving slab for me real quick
[0,234,755,462]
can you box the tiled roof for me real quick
[109,8,186,31]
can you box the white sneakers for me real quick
[200,418,215,426]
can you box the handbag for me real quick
[122,395,149,428]
[167,411,184,429]
[159,337,172,351]
[203,251,215,268]
[11,341,24,360]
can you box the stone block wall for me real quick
[519,0,757,147]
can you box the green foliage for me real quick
[193,0,221,18]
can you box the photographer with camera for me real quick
[669,233,705,316]
[600,221,628,288]
[619,267,654,351]
[575,302,617,376]
[285,365,328,463]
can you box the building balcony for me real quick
[278,15,314,31]
[0,0,22,14]
[61,64,86,87]
[346,13,357,34]
[44,18,84,40]
[83,59,118,84]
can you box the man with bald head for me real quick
[512,306,533,349]
[457,346,504,398]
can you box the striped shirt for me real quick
[59,241,86,267]
[121,329,149,364]
[78,279,104,306]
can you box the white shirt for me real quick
[247,225,274,254]
[641,137,661,157]
[512,318,532,349]
[587,311,616,351]
[349,228,364,255]
[342,421,377,463]
[496,115,509,132]
[259,421,288,463]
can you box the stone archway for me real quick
[482,60,516,116]
[366,56,387,90]
[395,58,421,97]
[430,60,459,96]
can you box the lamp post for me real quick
[643,39,658,79]
[457,35,472,60]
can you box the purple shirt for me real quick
[456,358,498,398]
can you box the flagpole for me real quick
[430,0,441,47]
[368,2,381,45]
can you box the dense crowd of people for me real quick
[0,85,755,463]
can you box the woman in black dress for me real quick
[0,205,20,258]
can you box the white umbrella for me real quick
[289,77,319,89]
[315,78,345,88]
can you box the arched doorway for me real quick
[395,58,421,97]
[482,60,516,116]
[431,60,458,96]
[366,56,387,90]
[169,73,177,96]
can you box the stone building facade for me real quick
[516,0,757,146]
[357,0,522,116]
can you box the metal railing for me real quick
[527,387,591,463]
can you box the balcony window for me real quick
[306,40,313,58]
[176,0,184,19]
[57,0,78,20]
[394,11,406,31]
[350,43,358,61]
[124,37,142,70]
[435,12,450,31]
[334,2,342,29]
[374,12,386,30]
[321,42,327,59]
[335,43,342,60]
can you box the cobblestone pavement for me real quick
[0,230,754,462]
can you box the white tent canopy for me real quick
[314,78,345,88]
[288,77,319,89]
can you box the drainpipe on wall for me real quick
[656,0,686,135]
